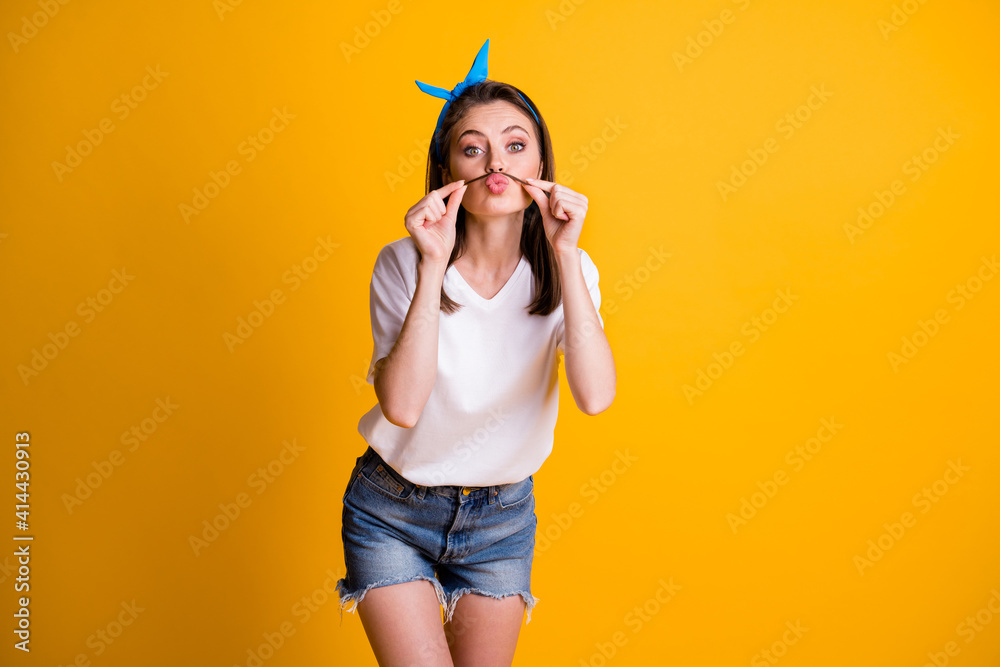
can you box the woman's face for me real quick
[443,100,543,216]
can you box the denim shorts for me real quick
[335,445,539,625]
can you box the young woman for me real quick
[336,40,616,666]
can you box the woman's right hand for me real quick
[404,180,467,265]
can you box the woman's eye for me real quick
[463,141,527,156]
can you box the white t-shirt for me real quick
[356,236,604,486]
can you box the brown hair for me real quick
[419,79,561,316]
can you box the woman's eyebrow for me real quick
[457,125,530,141]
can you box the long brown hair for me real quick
[419,79,561,316]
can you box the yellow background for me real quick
[2,0,999,665]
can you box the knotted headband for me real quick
[415,38,540,162]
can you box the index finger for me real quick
[435,179,466,198]
[523,178,554,192]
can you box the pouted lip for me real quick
[460,172,549,198]
[486,173,509,187]
[464,172,529,187]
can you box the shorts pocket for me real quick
[496,475,534,510]
[342,449,371,502]
[358,462,416,501]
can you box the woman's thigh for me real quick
[359,580,454,667]
[444,592,526,667]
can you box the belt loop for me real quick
[488,485,497,504]
[416,484,426,500]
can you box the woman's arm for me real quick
[373,258,447,428]
[556,249,616,415]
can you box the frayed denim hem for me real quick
[334,576,540,626]
[334,574,448,627]
[442,588,540,625]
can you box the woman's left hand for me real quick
[522,178,588,256]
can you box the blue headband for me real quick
[415,38,540,162]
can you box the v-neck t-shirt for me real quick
[356,235,604,486]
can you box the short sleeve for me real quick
[365,247,412,385]
[556,248,604,355]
